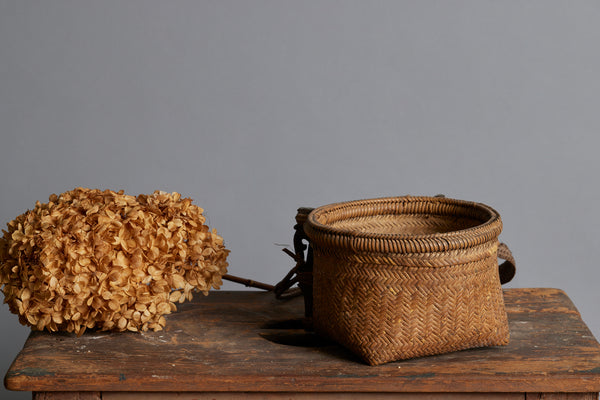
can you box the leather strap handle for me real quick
[498,242,516,284]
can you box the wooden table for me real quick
[5,288,600,399]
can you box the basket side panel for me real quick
[312,243,509,365]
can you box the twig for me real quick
[222,274,275,291]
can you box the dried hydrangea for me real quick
[0,188,229,335]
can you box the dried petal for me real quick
[169,291,182,303]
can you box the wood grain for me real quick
[6,288,600,394]
[525,394,598,400]
[102,392,525,399]
[30,393,598,400]
[33,392,101,400]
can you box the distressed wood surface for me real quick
[101,392,525,399]
[6,288,600,393]
[525,394,598,400]
[31,393,598,400]
[33,392,101,400]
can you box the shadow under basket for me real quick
[302,195,515,366]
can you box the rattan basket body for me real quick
[304,196,510,365]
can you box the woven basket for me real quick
[303,196,514,365]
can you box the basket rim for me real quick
[304,196,502,253]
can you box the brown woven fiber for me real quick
[304,196,511,365]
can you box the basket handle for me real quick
[498,242,516,284]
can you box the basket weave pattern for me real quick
[305,196,510,365]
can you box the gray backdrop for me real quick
[1,1,599,399]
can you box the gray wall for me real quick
[1,1,599,398]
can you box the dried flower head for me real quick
[0,188,229,335]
